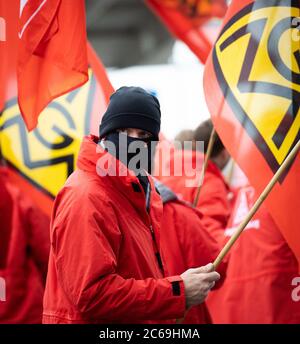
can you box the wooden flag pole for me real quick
[193,128,216,207]
[213,139,300,269]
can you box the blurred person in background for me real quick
[160,119,232,244]
[0,167,50,323]
[207,183,300,323]
[174,129,195,147]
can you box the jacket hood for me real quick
[76,135,162,219]
[77,135,138,182]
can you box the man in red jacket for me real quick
[155,180,227,324]
[160,119,232,244]
[0,168,50,323]
[207,184,300,323]
[43,87,220,324]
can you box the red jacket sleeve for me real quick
[51,188,186,322]
[0,179,13,269]
[24,200,51,283]
[175,204,227,286]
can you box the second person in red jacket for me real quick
[0,168,50,323]
[207,184,300,323]
[155,180,227,324]
[160,119,232,244]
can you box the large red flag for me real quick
[17,0,88,130]
[145,0,228,63]
[1,0,113,216]
[204,0,300,265]
[0,1,15,112]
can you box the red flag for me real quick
[86,41,115,136]
[145,0,227,63]
[1,0,113,216]
[0,1,13,112]
[204,0,300,265]
[17,0,88,130]
[0,8,6,110]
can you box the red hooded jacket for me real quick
[159,150,231,244]
[43,135,186,324]
[207,185,300,323]
[0,170,50,323]
[156,181,227,324]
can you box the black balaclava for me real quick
[104,132,156,176]
[99,86,161,193]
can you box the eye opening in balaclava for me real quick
[104,131,157,176]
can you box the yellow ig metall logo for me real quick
[214,0,300,173]
[0,70,96,198]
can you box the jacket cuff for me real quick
[165,276,186,318]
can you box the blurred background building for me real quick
[85,0,210,139]
[86,0,174,67]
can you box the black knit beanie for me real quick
[99,86,161,140]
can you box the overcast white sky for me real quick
[108,41,211,140]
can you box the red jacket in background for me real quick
[43,135,186,324]
[0,170,50,324]
[0,174,13,270]
[159,150,231,244]
[207,185,300,324]
[156,181,227,324]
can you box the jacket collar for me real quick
[77,134,137,183]
[154,179,178,204]
[77,135,162,227]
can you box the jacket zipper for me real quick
[141,177,164,273]
[149,224,164,273]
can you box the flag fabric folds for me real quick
[17,0,89,130]
[145,0,227,64]
[204,0,300,266]
[1,0,113,216]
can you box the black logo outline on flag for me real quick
[213,0,300,179]
[0,74,96,199]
